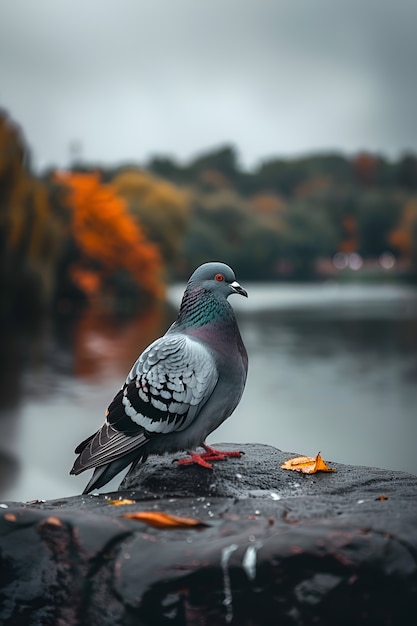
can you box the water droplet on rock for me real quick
[270,492,281,501]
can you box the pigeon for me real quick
[71,262,248,494]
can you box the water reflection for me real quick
[1,283,417,502]
[0,302,176,501]
[216,284,417,477]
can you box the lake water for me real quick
[1,281,417,502]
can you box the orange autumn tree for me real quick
[112,168,190,268]
[57,172,164,304]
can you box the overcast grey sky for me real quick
[1,0,416,171]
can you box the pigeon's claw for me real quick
[177,443,242,468]
[201,442,243,460]
[177,450,214,469]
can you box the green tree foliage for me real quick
[147,156,187,184]
[188,145,239,181]
[183,188,339,280]
[147,143,417,281]
[255,153,353,196]
[396,154,417,190]
[168,145,417,280]
[281,202,339,277]
[183,189,286,279]
[355,192,402,257]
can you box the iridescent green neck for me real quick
[174,285,234,330]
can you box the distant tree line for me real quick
[1,110,417,325]
[147,145,417,280]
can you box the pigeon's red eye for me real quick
[215,273,224,282]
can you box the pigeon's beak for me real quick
[230,281,248,298]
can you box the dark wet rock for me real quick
[1,443,417,625]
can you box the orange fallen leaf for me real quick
[281,452,335,474]
[375,494,388,501]
[107,499,135,506]
[43,516,62,527]
[121,510,208,528]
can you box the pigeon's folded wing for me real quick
[72,334,218,473]
[120,333,219,433]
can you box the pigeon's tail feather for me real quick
[82,465,113,494]
[74,433,95,454]
[82,451,144,494]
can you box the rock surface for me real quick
[1,444,417,625]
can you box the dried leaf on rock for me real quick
[43,516,62,527]
[121,510,208,528]
[375,494,389,501]
[281,452,335,474]
[107,499,136,506]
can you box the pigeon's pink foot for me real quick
[177,450,215,469]
[177,443,242,468]
[201,442,243,460]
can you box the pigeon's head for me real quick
[188,262,248,299]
